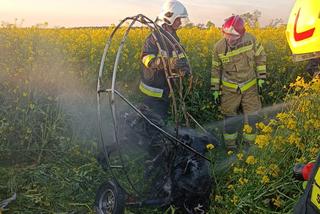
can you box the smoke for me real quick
[18,37,103,143]
[200,102,290,173]
[203,102,289,134]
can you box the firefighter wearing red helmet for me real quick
[211,15,267,150]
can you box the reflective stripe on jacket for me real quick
[142,52,185,68]
[211,32,267,91]
[222,78,257,93]
[139,81,163,98]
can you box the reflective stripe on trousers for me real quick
[243,133,257,142]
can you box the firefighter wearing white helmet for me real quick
[211,15,267,150]
[286,0,320,213]
[139,0,190,120]
[157,0,189,26]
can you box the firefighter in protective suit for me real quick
[211,15,267,150]
[286,0,320,213]
[140,0,190,120]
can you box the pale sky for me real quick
[0,0,295,27]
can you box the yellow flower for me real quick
[243,124,252,133]
[206,144,214,150]
[256,166,266,175]
[314,120,320,129]
[245,155,257,165]
[239,177,248,185]
[276,112,289,122]
[308,147,320,157]
[290,76,309,89]
[272,195,281,208]
[269,164,280,177]
[262,126,273,133]
[261,175,270,184]
[296,76,302,82]
[256,122,273,133]
[214,195,223,202]
[288,134,300,145]
[299,100,311,113]
[237,153,244,161]
[227,184,234,190]
[256,122,266,130]
[29,103,35,110]
[233,167,245,174]
[286,118,297,130]
[227,150,234,155]
[268,119,277,126]
[295,156,307,163]
[231,195,239,205]
[255,134,270,149]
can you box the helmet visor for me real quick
[172,16,189,29]
[223,32,241,45]
[223,33,241,41]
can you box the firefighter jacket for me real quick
[211,32,267,93]
[140,28,185,100]
[294,154,320,214]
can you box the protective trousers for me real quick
[143,95,169,121]
[221,86,261,149]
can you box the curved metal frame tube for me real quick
[109,15,144,196]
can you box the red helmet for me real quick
[222,15,245,36]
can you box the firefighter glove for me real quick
[181,65,191,76]
[172,58,190,76]
[149,57,163,70]
[212,90,221,105]
[257,79,265,94]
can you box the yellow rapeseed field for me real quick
[0,25,319,213]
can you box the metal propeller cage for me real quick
[96,14,213,209]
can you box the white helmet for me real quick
[157,0,189,26]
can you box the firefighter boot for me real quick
[223,116,240,151]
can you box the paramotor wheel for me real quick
[95,180,125,214]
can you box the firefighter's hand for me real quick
[257,79,265,94]
[173,58,187,69]
[212,90,221,105]
[181,65,191,76]
[172,58,190,75]
[149,57,163,70]
[172,58,188,70]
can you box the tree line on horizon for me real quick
[1,10,284,29]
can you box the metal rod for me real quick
[97,16,136,180]
[97,16,134,92]
[109,15,144,196]
[186,112,209,133]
